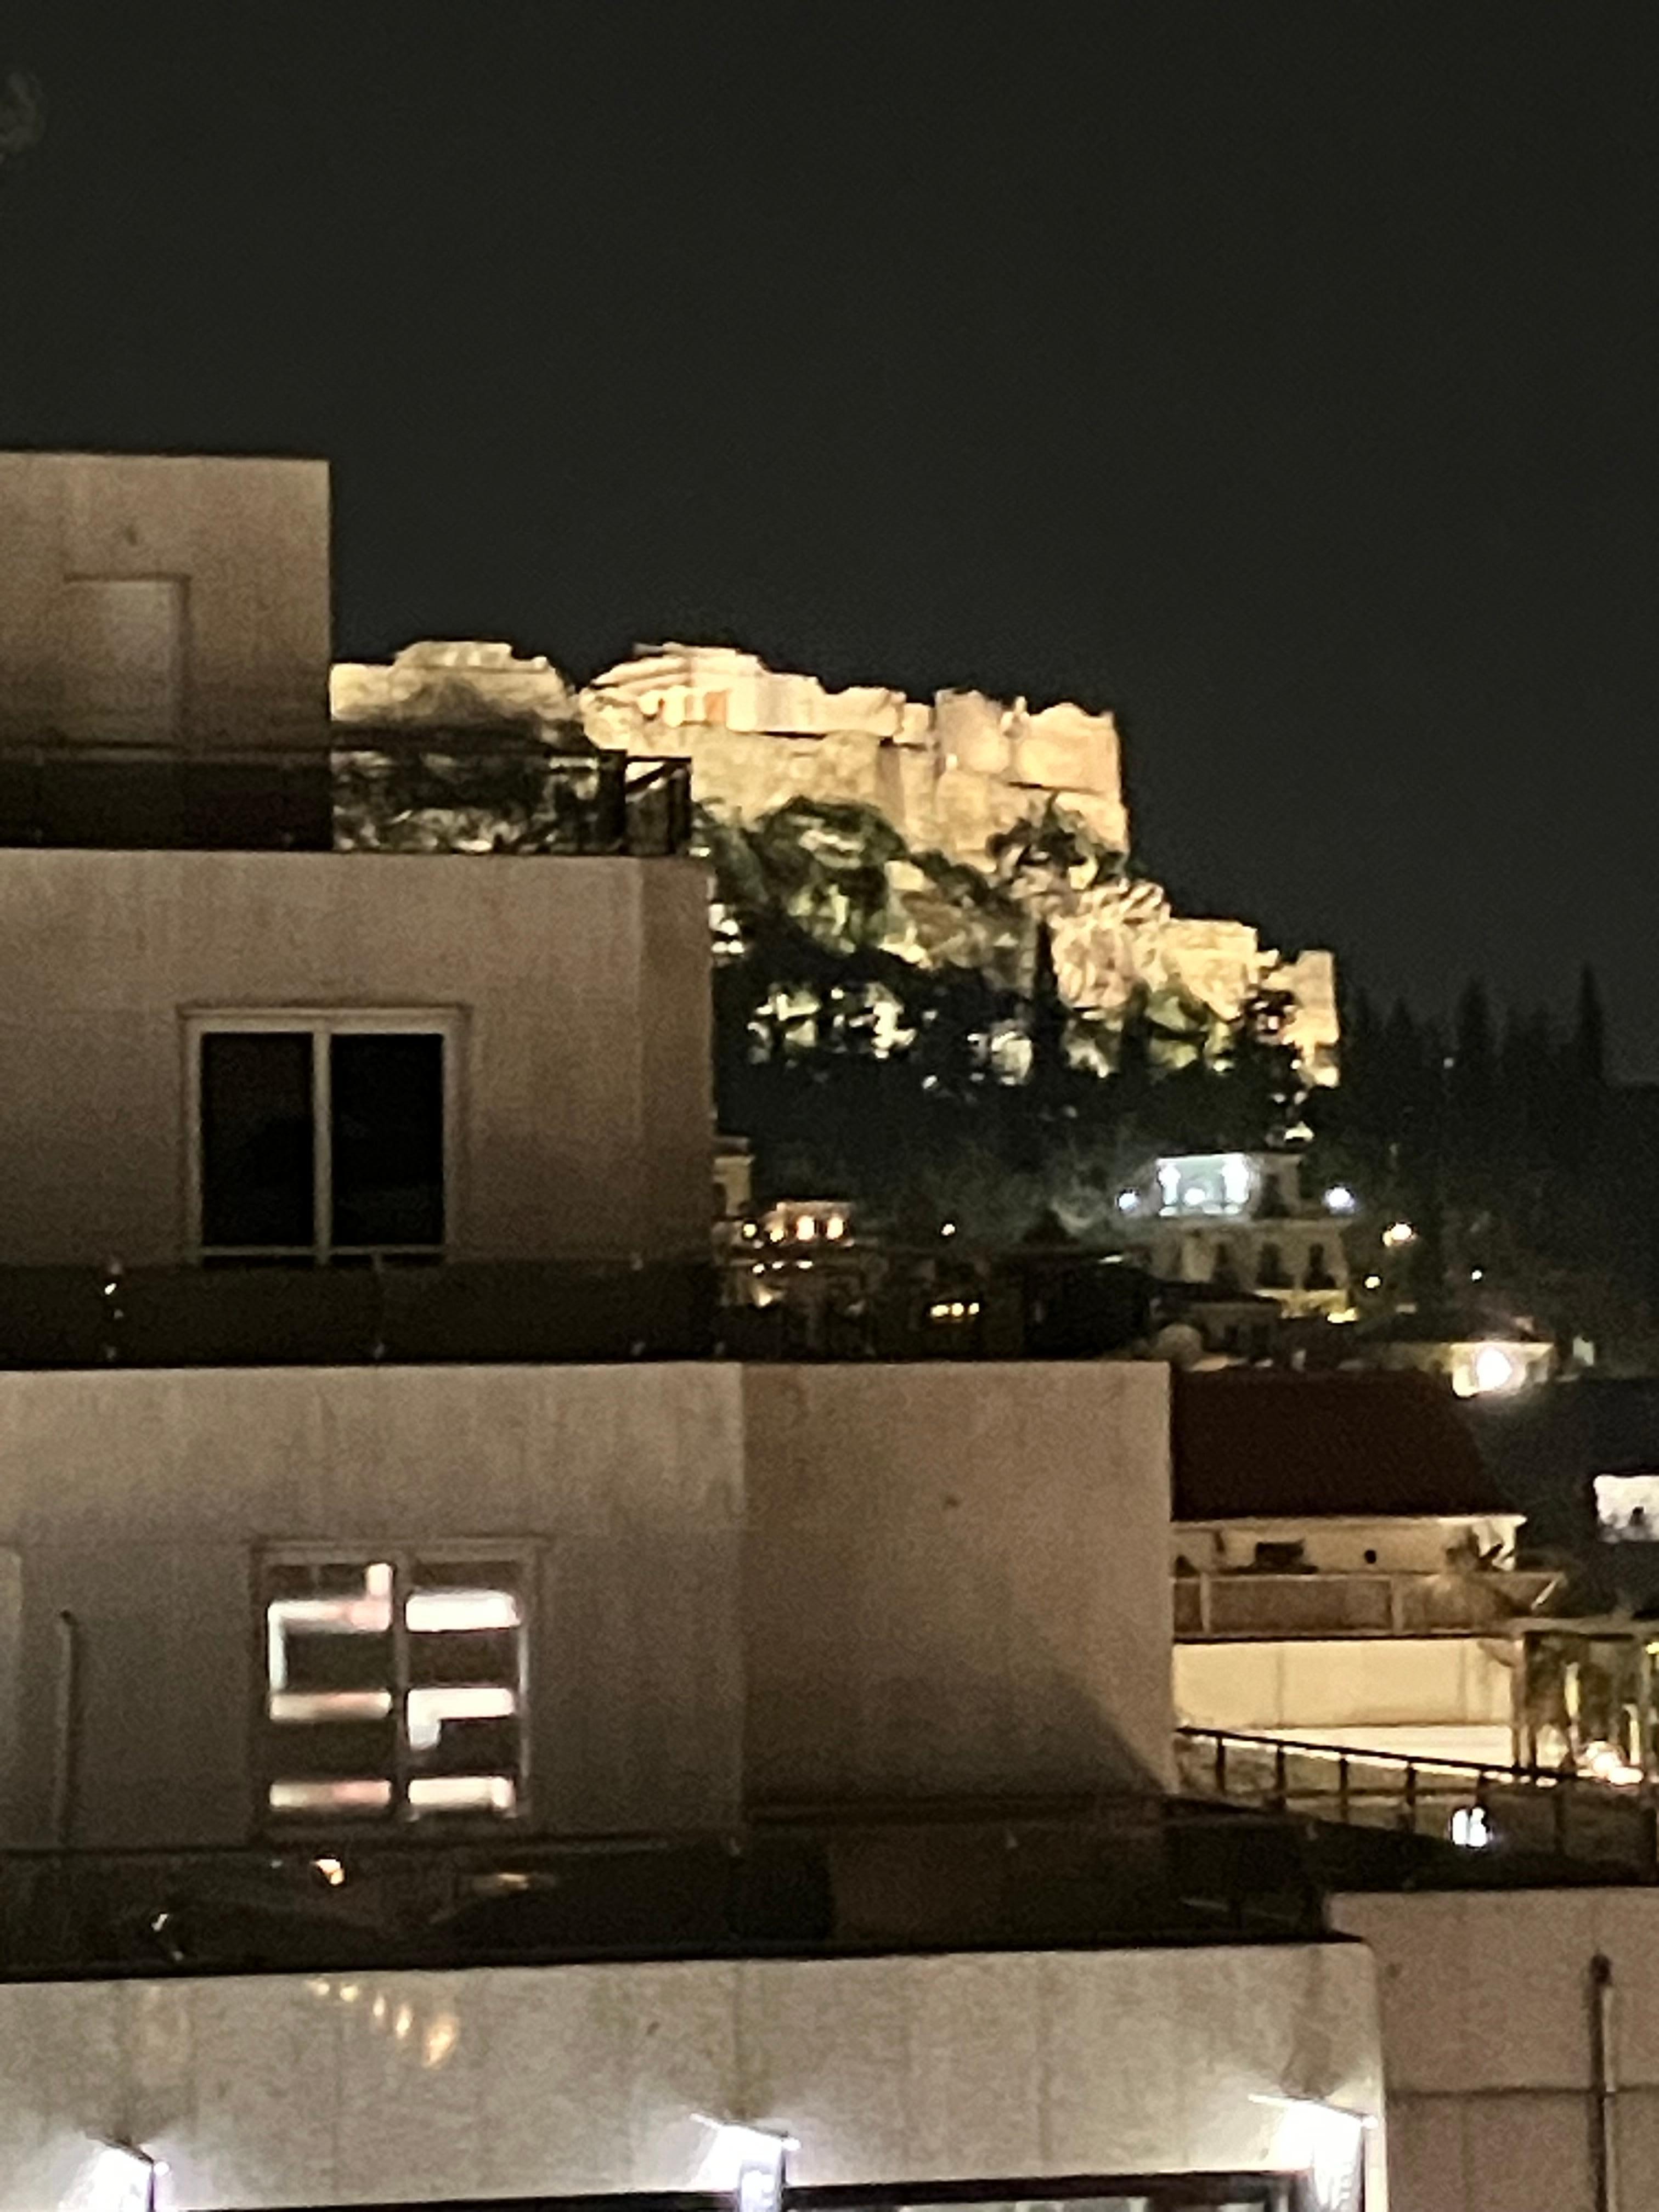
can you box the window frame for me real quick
[254,1537,533,1831]
[184,1007,463,1264]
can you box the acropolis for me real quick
[332,638,1339,1076]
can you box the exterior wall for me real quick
[742,1362,1175,1800]
[1137,1218,1348,1301]
[1331,1888,1659,2212]
[0,1360,1174,1850]
[0,847,712,1267]
[1176,1637,1516,1754]
[0,452,330,752]
[0,1938,1384,2211]
[1175,1517,1522,1576]
[0,1364,749,1848]
[580,644,1131,862]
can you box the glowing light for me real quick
[267,1562,392,1689]
[406,1684,516,1751]
[405,1588,520,1633]
[270,1690,392,1725]
[1363,1274,1381,1291]
[1450,1805,1492,1848]
[1254,2096,1371,2212]
[1381,1220,1415,1248]
[1221,1153,1254,1210]
[313,1855,347,1887]
[825,1215,847,1240]
[941,1221,957,1237]
[424,2010,460,2069]
[268,1779,393,1815]
[80,2145,163,2212]
[692,2118,798,2205]
[407,1773,517,1814]
[393,2002,415,2042]
[1470,1267,1484,1281]
[1584,1740,1645,1788]
[1323,1184,1357,1214]
[794,1216,816,1242]
[1117,1189,1141,1214]
[1467,1344,1520,1396]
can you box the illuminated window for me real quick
[189,1012,455,1263]
[1595,1474,1659,1542]
[261,1548,527,1822]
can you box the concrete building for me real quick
[1332,1889,1659,2212]
[0,451,330,753]
[0,453,1386,2212]
[1172,1373,1562,1768]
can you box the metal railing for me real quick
[1172,1568,1564,1639]
[0,743,694,858]
[333,747,692,856]
[0,1796,1331,1979]
[0,1259,713,1367]
[1176,1725,1658,1872]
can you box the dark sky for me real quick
[5,7,1659,1065]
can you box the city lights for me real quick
[1381,1220,1415,1248]
[1323,1184,1357,1214]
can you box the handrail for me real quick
[1176,1724,1568,1786]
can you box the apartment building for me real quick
[0,454,1384,2212]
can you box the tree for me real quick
[1573,964,1607,1089]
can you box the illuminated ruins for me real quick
[334,640,1341,1079]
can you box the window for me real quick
[260,1547,527,1822]
[189,1012,454,1262]
[1304,1240,1337,1290]
[1256,1242,1288,1289]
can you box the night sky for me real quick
[5,8,1659,1065]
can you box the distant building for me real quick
[1119,1149,1354,1323]
[1172,1369,1562,1766]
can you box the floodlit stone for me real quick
[333,636,1339,1074]
[1011,700,1121,799]
[331,641,578,731]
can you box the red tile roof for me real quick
[1171,1368,1511,1520]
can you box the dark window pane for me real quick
[330,1032,445,1249]
[200,1032,314,1248]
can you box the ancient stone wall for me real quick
[331,640,1339,1078]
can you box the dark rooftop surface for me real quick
[1172,1368,1511,1521]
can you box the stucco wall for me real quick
[742,1362,1175,1800]
[0,452,330,752]
[0,1363,749,1847]
[0,1938,1384,2210]
[0,847,712,1267]
[0,1361,1175,1850]
[1332,1888,1659,2212]
[1176,1638,1515,1741]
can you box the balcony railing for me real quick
[1172,1567,1564,1639]
[1176,1725,1657,1874]
[0,1260,713,1367]
[0,1797,1334,1979]
[0,744,693,857]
